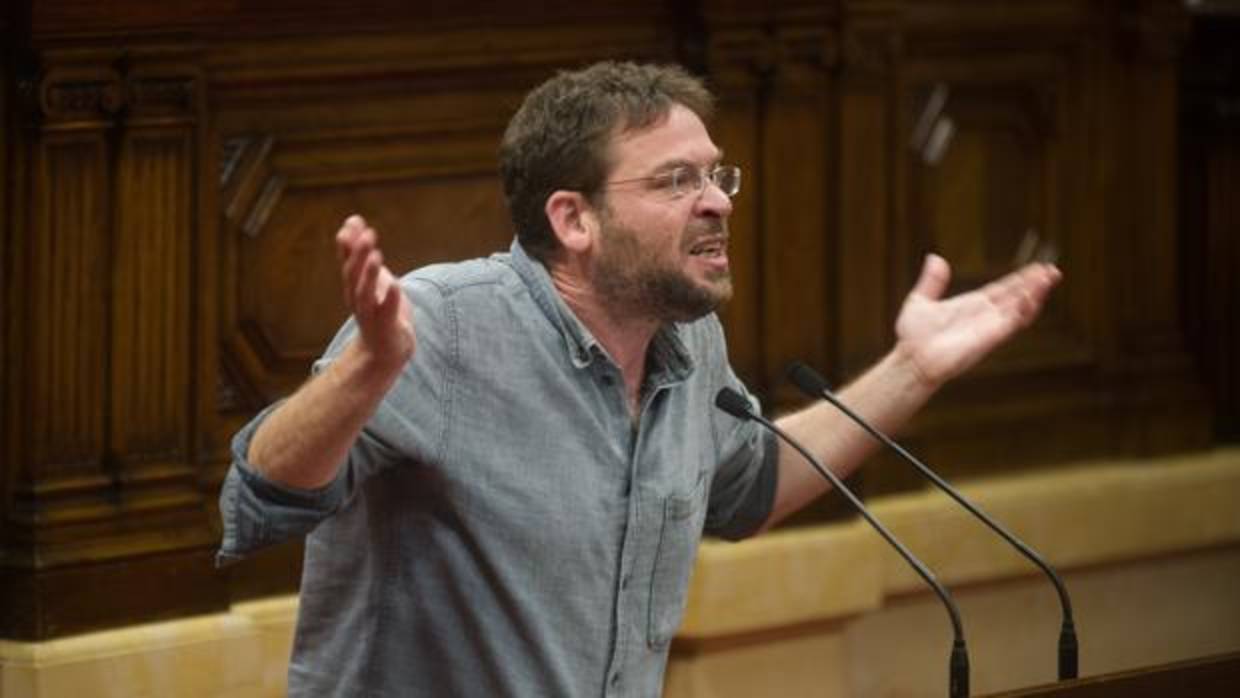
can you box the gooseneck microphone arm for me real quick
[715,388,970,698]
[786,360,1078,681]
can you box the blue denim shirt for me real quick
[217,240,778,697]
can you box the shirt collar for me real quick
[505,239,694,383]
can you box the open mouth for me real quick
[689,237,727,258]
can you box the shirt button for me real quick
[610,673,621,687]
[620,575,630,590]
[601,373,615,386]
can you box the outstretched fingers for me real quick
[985,263,1062,328]
[333,214,417,366]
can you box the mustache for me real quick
[685,219,728,245]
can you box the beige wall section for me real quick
[671,448,1240,697]
[0,598,297,698]
[2,449,1238,698]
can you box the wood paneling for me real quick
[851,1,1213,495]
[705,3,839,401]
[1181,13,1240,440]
[1,0,1228,640]
[836,0,900,381]
[217,125,513,403]
[1,43,222,639]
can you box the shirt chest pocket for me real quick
[646,469,709,650]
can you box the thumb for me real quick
[911,253,951,300]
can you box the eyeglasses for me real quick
[605,164,742,199]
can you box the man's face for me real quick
[590,104,734,323]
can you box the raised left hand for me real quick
[893,254,1062,388]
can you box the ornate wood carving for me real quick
[42,77,125,119]
[840,0,903,83]
[25,104,112,484]
[214,126,514,405]
[1,44,223,640]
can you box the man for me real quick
[217,61,1060,697]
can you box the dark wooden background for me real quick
[2,0,1236,641]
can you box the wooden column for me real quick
[1,42,226,640]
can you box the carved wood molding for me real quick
[38,69,126,123]
[708,24,839,86]
[220,134,278,238]
[26,53,202,129]
[125,71,201,123]
[216,351,265,415]
[701,3,840,92]
[1115,0,1189,65]
[841,27,902,78]
[4,44,212,575]
[216,121,509,406]
[206,21,675,106]
[839,0,903,81]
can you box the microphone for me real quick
[715,388,970,698]
[786,361,1078,681]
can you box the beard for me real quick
[593,213,732,323]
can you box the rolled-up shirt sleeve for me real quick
[216,276,452,566]
[216,402,350,566]
[695,313,779,541]
[703,383,779,541]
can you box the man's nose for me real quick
[694,180,734,218]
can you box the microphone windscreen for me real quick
[714,388,754,420]
[787,361,830,396]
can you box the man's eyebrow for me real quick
[649,158,695,174]
[650,150,725,174]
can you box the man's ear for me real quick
[545,190,599,255]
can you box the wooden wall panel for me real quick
[1,45,224,639]
[705,5,839,401]
[836,1,900,380]
[219,129,512,403]
[757,43,835,399]
[900,51,1091,378]
[28,135,110,483]
[1181,13,1240,441]
[0,14,10,530]
[112,133,194,460]
[702,27,765,395]
[1202,129,1240,437]
[845,1,1213,495]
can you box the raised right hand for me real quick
[335,215,416,369]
